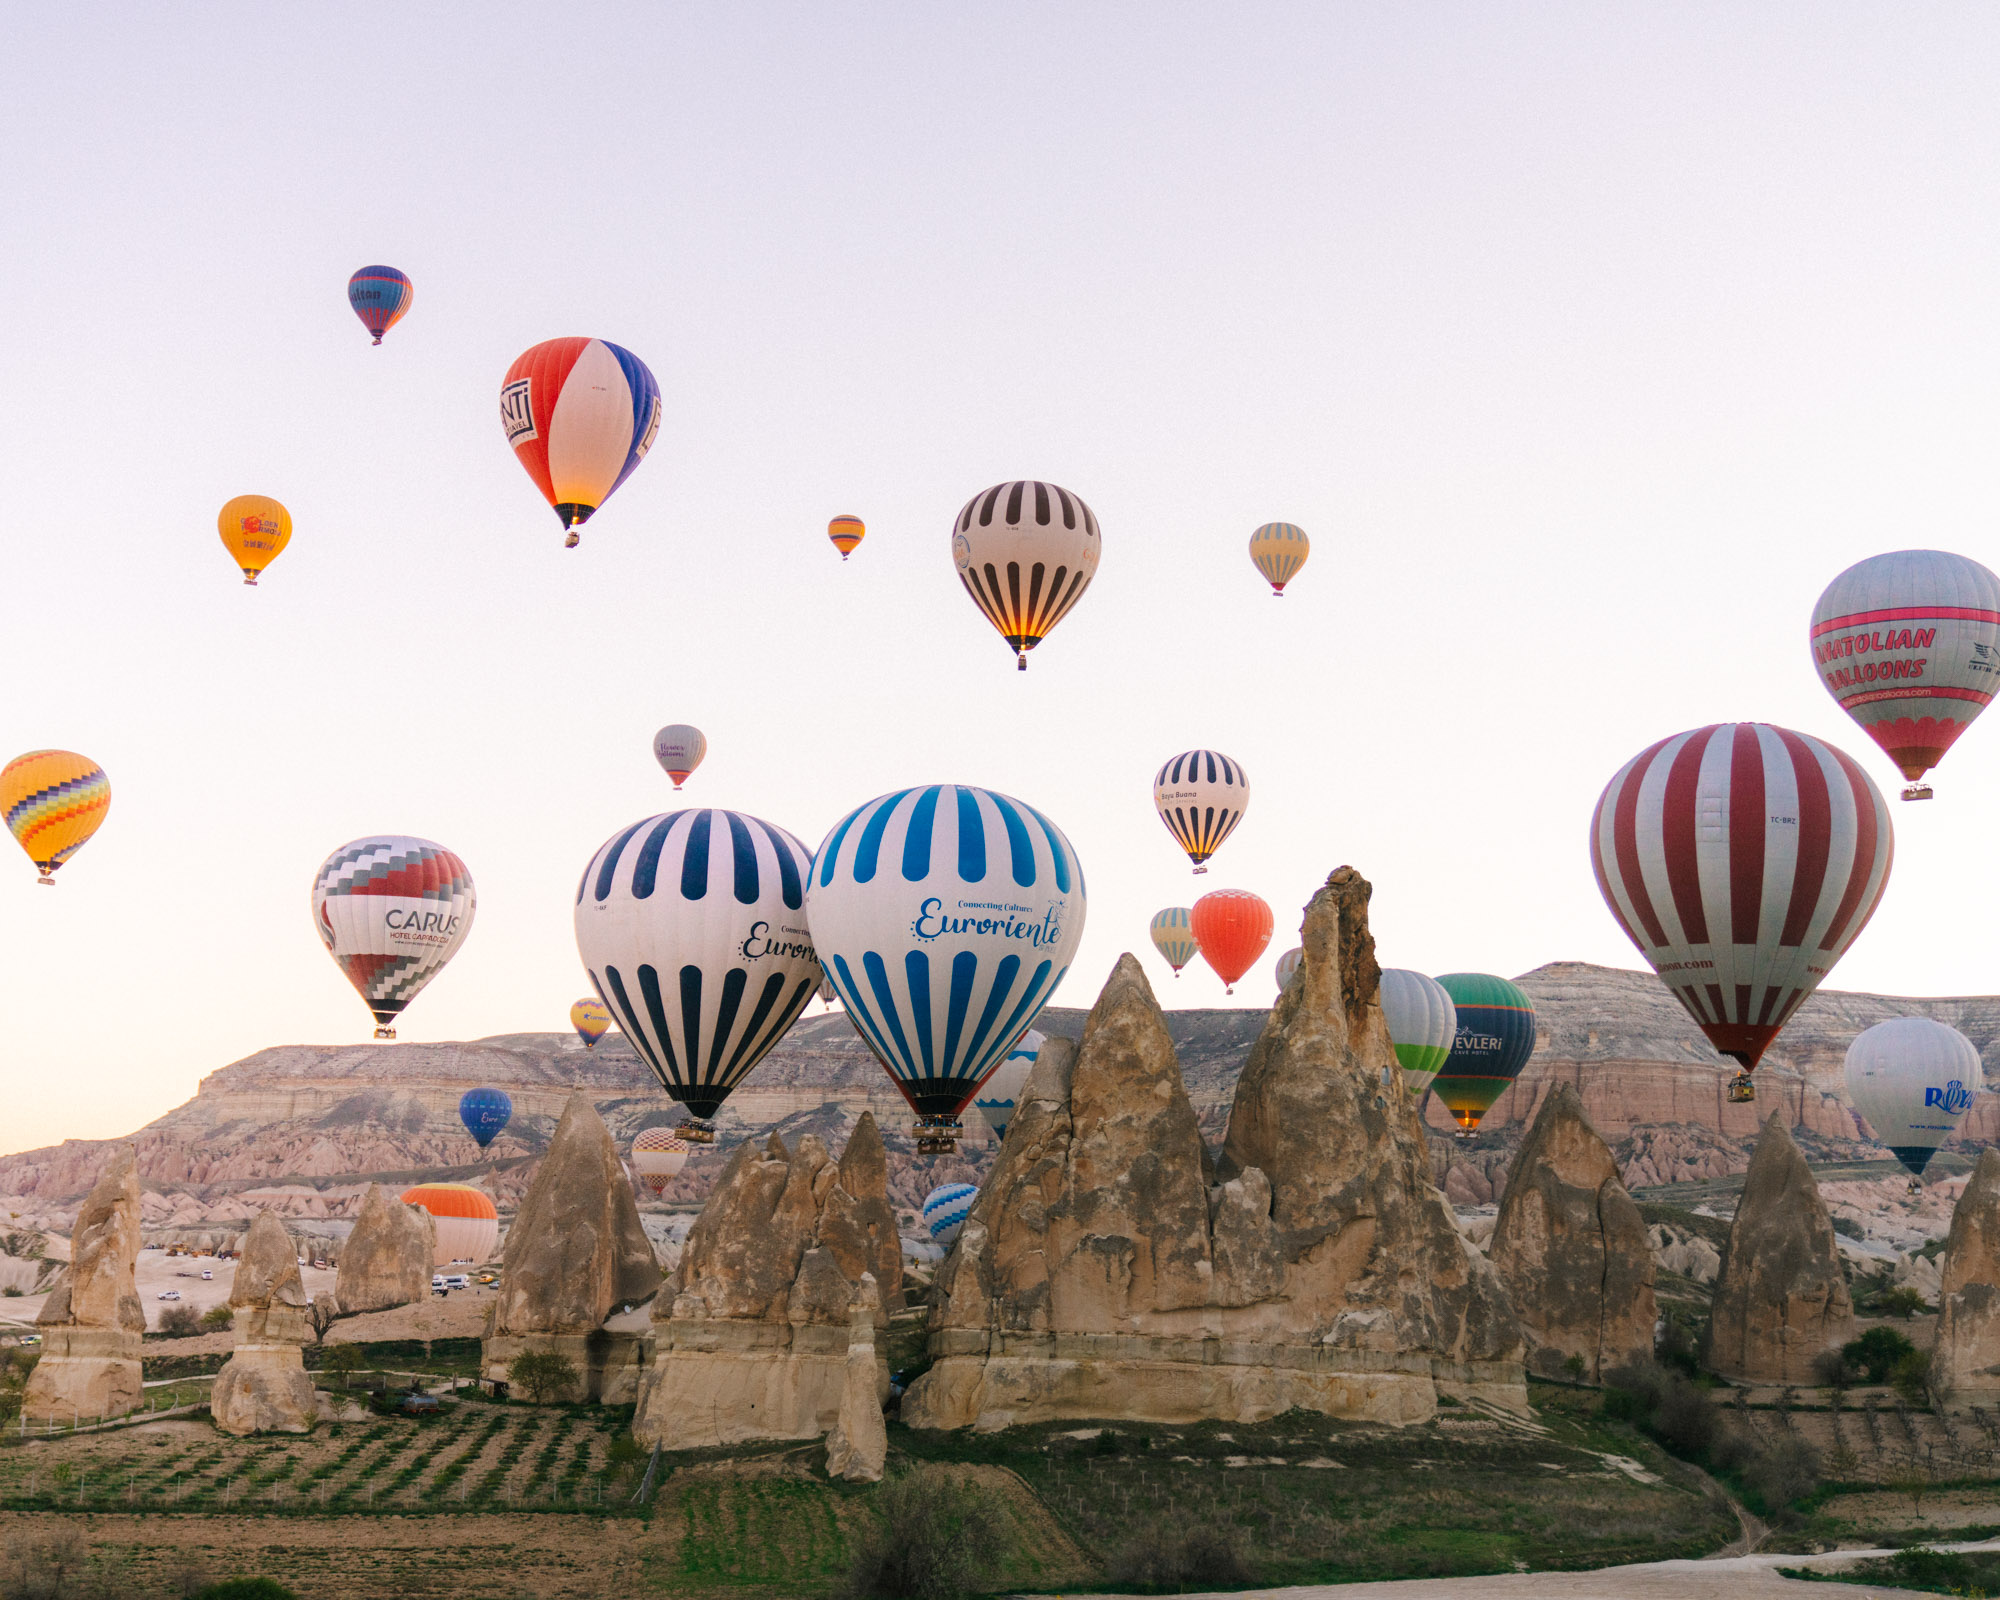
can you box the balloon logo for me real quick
[1590,722,1892,1097]
[1153,750,1249,874]
[347,266,413,345]
[311,836,476,1039]
[1248,522,1309,596]
[1379,969,1457,1096]
[500,337,661,547]
[829,515,865,560]
[631,1127,692,1195]
[1190,889,1272,994]
[575,808,822,1140]
[972,1029,1042,1142]
[1,751,110,886]
[1812,550,2000,800]
[1432,974,1535,1135]
[1843,1017,1984,1182]
[1149,907,1197,976]
[952,480,1101,670]
[652,725,707,790]
[217,494,292,585]
[808,784,1086,1151]
[458,1088,513,1150]
[922,1183,978,1247]
[401,1183,498,1267]
[571,998,611,1048]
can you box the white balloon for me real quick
[631,1129,691,1195]
[951,480,1101,669]
[1153,749,1250,873]
[652,725,707,789]
[1274,948,1302,994]
[1379,969,1457,1096]
[311,837,475,1039]
[1844,1016,1984,1180]
[973,1029,1043,1141]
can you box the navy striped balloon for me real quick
[574,809,822,1127]
[807,785,1086,1127]
[1152,748,1250,872]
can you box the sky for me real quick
[6,4,2000,1152]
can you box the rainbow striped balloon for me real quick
[828,514,865,559]
[1,751,110,885]
[1248,522,1309,595]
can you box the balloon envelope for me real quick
[500,337,661,541]
[1149,908,1198,975]
[1812,549,2000,784]
[631,1127,691,1194]
[1,750,110,884]
[347,265,412,344]
[1274,947,1302,994]
[973,1029,1043,1141]
[217,494,292,585]
[1589,722,1892,1074]
[1248,522,1309,595]
[458,1088,513,1150]
[571,998,611,1048]
[1190,889,1272,993]
[575,808,821,1125]
[1432,974,1536,1132]
[653,725,707,790]
[1153,750,1249,873]
[808,785,1085,1121]
[401,1183,498,1267]
[1844,1017,1984,1179]
[951,480,1101,668]
[1379,969,1457,1096]
[923,1183,978,1246]
[312,837,475,1038]
[829,514,865,559]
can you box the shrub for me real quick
[1651,1375,1720,1457]
[1109,1529,1251,1593]
[200,1306,233,1332]
[1743,1436,1820,1511]
[1891,1349,1932,1406]
[1655,1306,1703,1377]
[508,1348,578,1404]
[1843,1326,1915,1384]
[1830,1215,1865,1241]
[1877,1287,1930,1320]
[1811,1348,1857,1389]
[158,1304,201,1338]
[192,1581,300,1600]
[844,1469,1012,1600]
[2,1285,20,1297]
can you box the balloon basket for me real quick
[564,531,580,549]
[1453,1127,1478,1142]
[913,1114,963,1155]
[1726,1073,1756,1103]
[1192,866,1208,876]
[1907,1176,1924,1195]
[676,1118,717,1144]
[373,1025,397,1041]
[1015,655,1027,672]
[35,874,54,887]
[242,574,258,586]
[1902,784,1934,802]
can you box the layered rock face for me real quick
[1704,1116,1857,1383]
[482,1093,662,1403]
[1488,1086,1655,1381]
[1933,1147,2000,1409]
[211,1211,317,1435]
[632,1114,900,1449]
[21,1146,145,1424]
[904,868,1526,1432]
[334,1184,434,1314]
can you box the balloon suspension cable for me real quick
[1902,784,1934,802]
[914,1114,963,1156]
[373,1025,397,1041]
[676,1117,717,1145]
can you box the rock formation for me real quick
[1933,1147,2000,1408]
[825,1273,887,1483]
[632,1113,901,1449]
[482,1093,662,1403]
[1488,1085,1655,1381]
[904,867,1525,1431]
[1650,1224,1721,1286]
[21,1146,145,1425]
[1704,1115,1856,1383]
[211,1210,317,1435]
[334,1183,434,1314]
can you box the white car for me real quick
[156,1290,182,1301]
[200,1269,213,1280]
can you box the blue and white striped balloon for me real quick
[807,785,1086,1128]
[923,1183,978,1246]
[575,809,822,1129]
[973,1029,1043,1141]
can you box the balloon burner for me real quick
[914,1114,963,1155]
[1726,1072,1756,1103]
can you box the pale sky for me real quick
[7,5,2000,1152]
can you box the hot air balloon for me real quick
[1248,522,1309,596]
[347,266,412,345]
[1379,969,1457,1096]
[631,1127,691,1195]
[1590,722,1893,1102]
[922,1183,978,1247]
[828,515,865,560]
[458,1088,513,1150]
[1149,908,1198,977]
[817,973,839,1009]
[951,480,1100,670]
[1154,749,1250,874]
[311,837,475,1039]
[1190,889,1271,994]
[575,808,821,1141]
[571,998,611,1048]
[216,494,292,585]
[973,1029,1042,1142]
[1,751,110,886]
[499,338,661,547]
[1274,947,1302,994]
[652,726,706,790]
[1844,1017,1984,1185]
[1811,550,2000,801]
[401,1183,498,1267]
[808,785,1086,1152]
[1432,974,1535,1136]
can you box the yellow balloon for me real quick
[0,750,111,885]
[217,495,293,585]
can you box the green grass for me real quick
[1782,1547,2000,1595]
[672,1474,852,1590]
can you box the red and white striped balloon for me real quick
[1589,723,1893,1074]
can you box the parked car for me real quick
[200,1269,213,1280]
[156,1290,182,1301]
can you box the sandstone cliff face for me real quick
[21,1146,145,1424]
[212,1211,317,1435]
[1488,1085,1656,1381]
[334,1183,434,1314]
[1705,1116,1857,1383]
[906,868,1525,1432]
[1933,1147,2000,1409]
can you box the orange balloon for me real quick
[1190,889,1273,994]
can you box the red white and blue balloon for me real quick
[500,337,661,546]
[807,785,1085,1124]
[312,836,476,1039]
[972,1029,1043,1141]
[575,809,821,1128]
[922,1183,978,1246]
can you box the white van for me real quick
[443,1274,471,1291]
[431,1274,447,1295]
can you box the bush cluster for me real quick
[1815,1327,1932,1401]
[844,1470,1011,1600]
[1108,1529,1250,1593]
[1603,1361,1822,1519]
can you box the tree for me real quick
[508,1348,579,1404]
[199,1306,233,1333]
[157,1304,201,1338]
[304,1294,341,1345]
[319,1343,364,1390]
[1842,1326,1915,1384]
